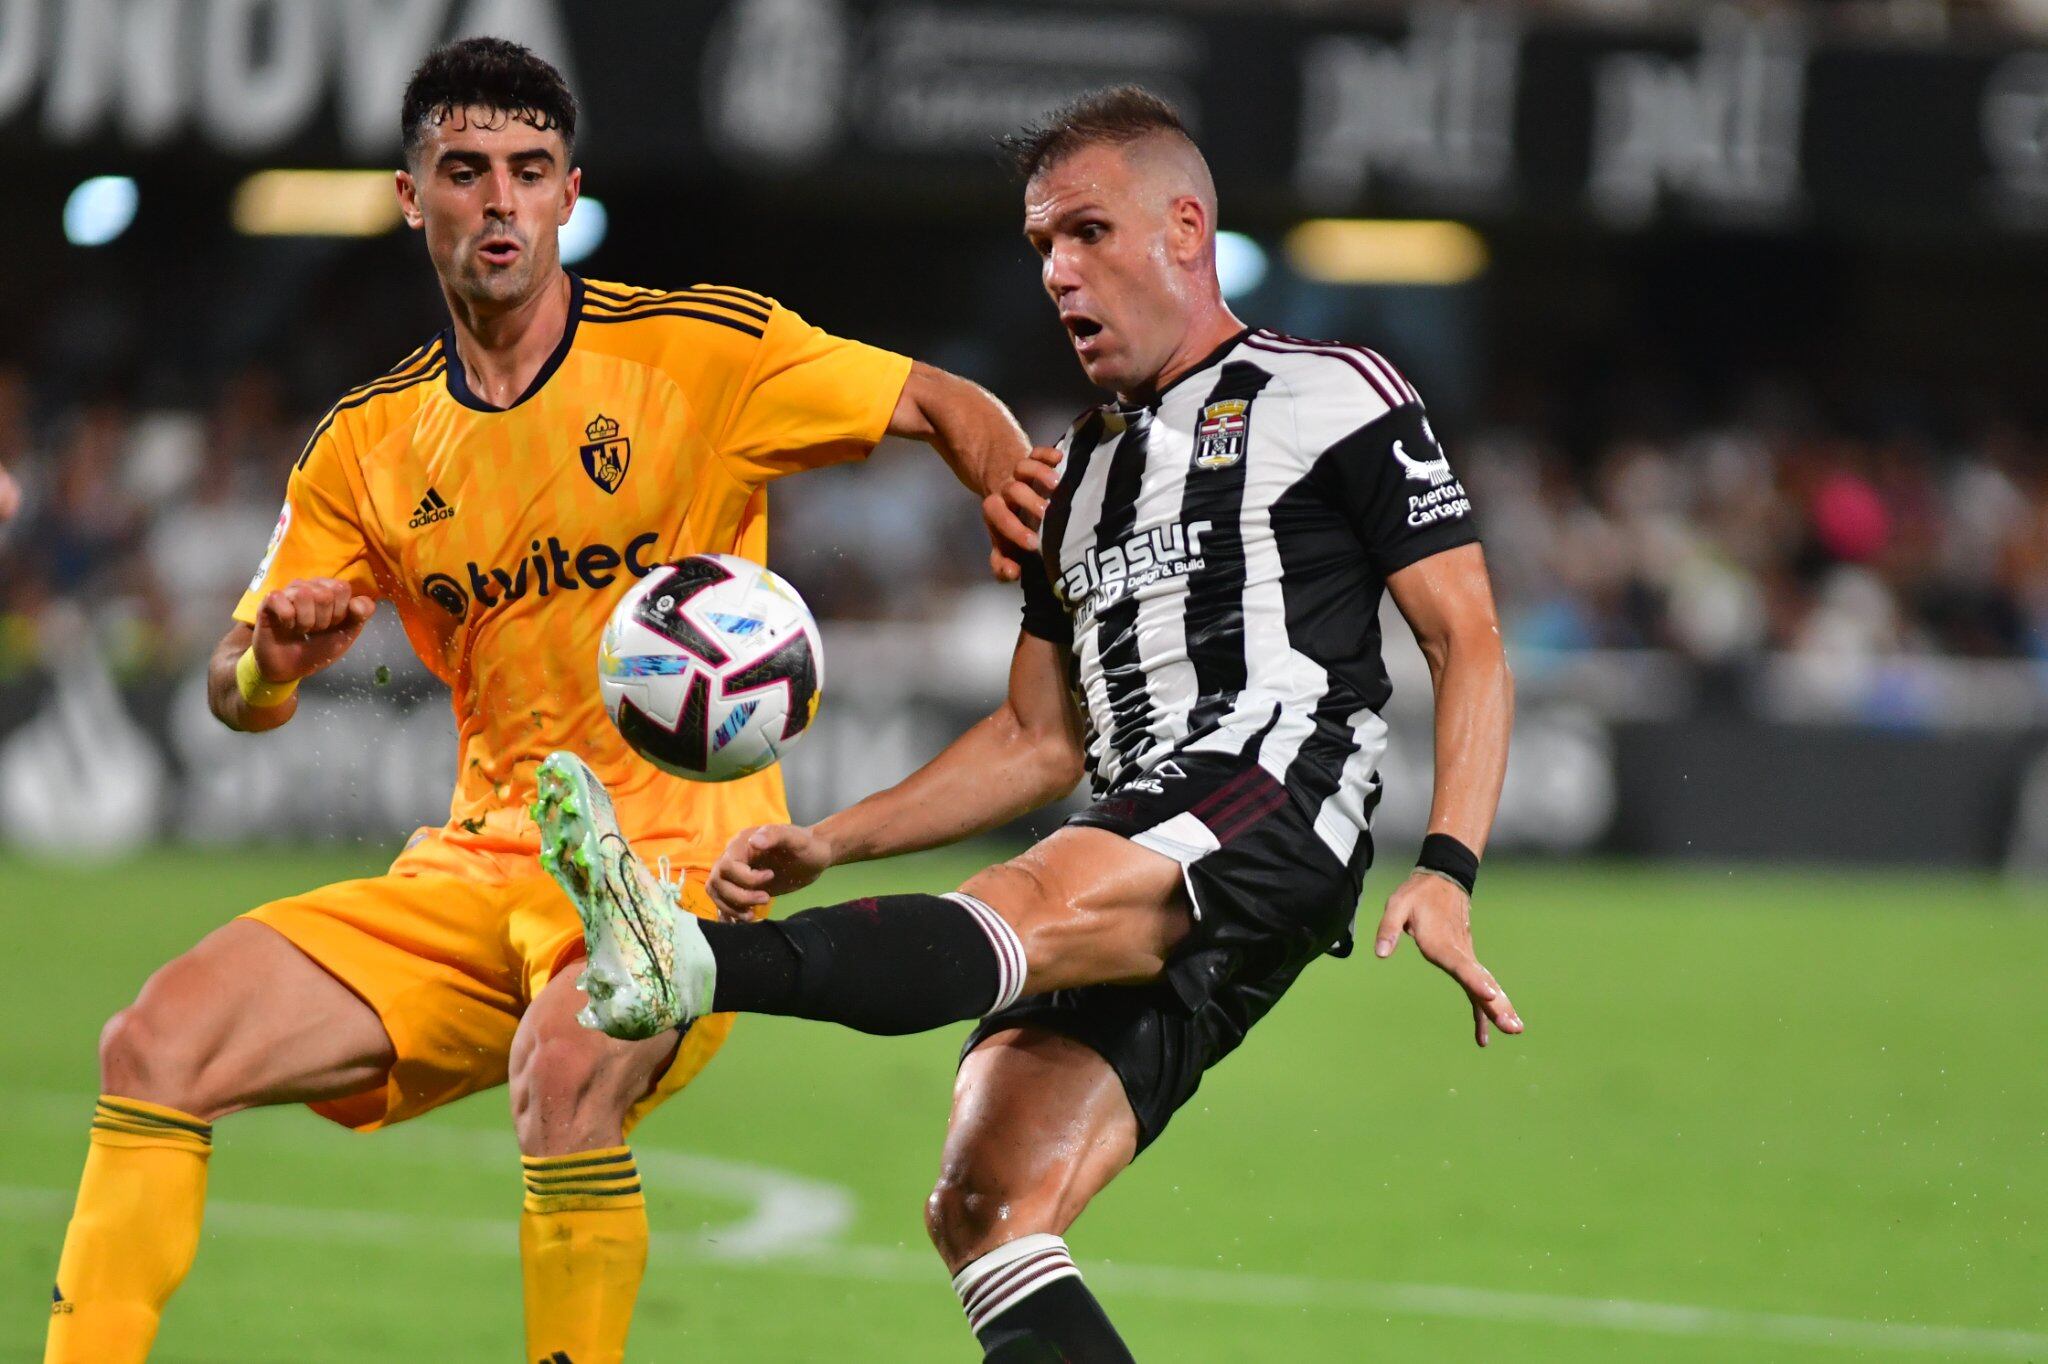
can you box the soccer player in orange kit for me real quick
[44,37,1042,1364]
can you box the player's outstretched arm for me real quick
[886,361,1060,582]
[206,577,375,733]
[0,462,19,522]
[707,629,1083,917]
[1379,543,1522,1046]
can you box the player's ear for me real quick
[395,169,424,231]
[1169,195,1207,267]
[561,165,581,227]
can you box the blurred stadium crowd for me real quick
[4,357,2047,676]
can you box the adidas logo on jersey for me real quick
[408,488,455,528]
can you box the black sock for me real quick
[701,893,1025,1035]
[978,1280,1133,1364]
[956,1236,1134,1364]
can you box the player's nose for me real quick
[1044,247,1083,298]
[482,168,518,216]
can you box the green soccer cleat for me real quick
[533,751,714,1039]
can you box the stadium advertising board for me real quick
[1,0,2044,233]
[0,617,1618,859]
[11,619,2048,867]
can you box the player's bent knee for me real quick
[924,1161,1059,1268]
[964,858,1084,977]
[509,1025,648,1154]
[97,1006,152,1092]
[97,1004,208,1114]
[963,857,1059,931]
[964,843,1189,991]
[510,1030,604,1117]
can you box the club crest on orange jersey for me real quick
[1193,399,1249,470]
[580,414,631,494]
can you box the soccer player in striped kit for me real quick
[540,86,1519,1361]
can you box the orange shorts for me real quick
[242,826,733,1133]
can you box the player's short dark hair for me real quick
[400,37,578,167]
[1002,85,1192,181]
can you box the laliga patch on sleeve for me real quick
[247,501,292,593]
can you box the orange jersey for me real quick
[236,274,911,866]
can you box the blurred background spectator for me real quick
[15,358,2048,686]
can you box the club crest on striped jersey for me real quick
[1193,399,1250,470]
[580,414,632,494]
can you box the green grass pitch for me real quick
[3,846,2045,1361]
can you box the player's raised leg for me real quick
[541,741,1190,1041]
[48,921,395,1364]
[927,1029,1140,1362]
[508,962,680,1364]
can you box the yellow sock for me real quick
[520,1146,648,1364]
[46,1097,213,1364]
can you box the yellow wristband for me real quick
[235,648,299,709]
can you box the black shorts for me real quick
[965,744,1369,1153]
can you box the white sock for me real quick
[944,891,1027,1013]
[950,1232,1082,1335]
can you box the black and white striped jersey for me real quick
[1019,327,1478,873]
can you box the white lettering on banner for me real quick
[704,0,1203,168]
[864,7,1200,151]
[167,669,458,843]
[1982,52,2048,227]
[449,0,574,110]
[202,0,323,154]
[339,0,450,157]
[0,631,166,856]
[14,0,571,154]
[703,0,851,167]
[1374,710,1614,853]
[45,0,186,145]
[0,0,39,125]
[1293,2,1521,211]
[1588,7,1805,227]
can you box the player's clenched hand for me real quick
[0,464,20,523]
[984,446,1063,582]
[708,823,834,920]
[1374,871,1522,1047]
[253,578,376,683]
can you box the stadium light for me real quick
[232,170,401,237]
[1215,230,1268,299]
[560,197,608,265]
[63,177,138,247]
[1283,219,1489,286]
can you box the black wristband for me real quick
[1417,833,1479,895]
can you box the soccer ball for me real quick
[597,555,823,782]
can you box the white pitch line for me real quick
[10,1094,855,1259]
[375,1123,858,1259]
[4,1185,2042,1358]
